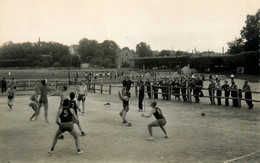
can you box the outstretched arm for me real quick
[142,108,155,118]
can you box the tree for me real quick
[101,40,119,65]
[159,50,171,57]
[136,42,152,57]
[227,9,260,53]
[227,38,245,54]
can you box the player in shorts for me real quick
[76,82,88,114]
[141,101,169,141]
[29,91,39,121]
[6,86,16,111]
[58,92,86,140]
[38,79,52,123]
[48,99,83,155]
[119,88,132,127]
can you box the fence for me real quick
[1,79,259,108]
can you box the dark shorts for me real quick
[59,122,74,132]
[123,105,129,112]
[39,96,48,105]
[77,94,86,101]
[157,119,166,126]
[8,96,14,100]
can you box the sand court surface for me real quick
[0,90,259,163]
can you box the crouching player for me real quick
[141,101,169,141]
[29,91,39,121]
[48,99,83,155]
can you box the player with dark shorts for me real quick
[119,89,132,127]
[6,86,16,110]
[142,101,169,141]
[29,91,39,121]
[38,79,52,123]
[48,99,83,155]
[59,92,86,139]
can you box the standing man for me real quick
[180,77,187,102]
[137,79,145,112]
[194,76,203,103]
[215,80,222,106]
[38,79,52,123]
[221,80,230,106]
[243,81,254,109]
[141,101,169,141]
[145,79,151,99]
[152,79,158,99]
[77,81,88,114]
[208,80,216,105]
[231,81,238,107]
[1,78,7,93]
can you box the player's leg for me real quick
[70,128,83,154]
[48,128,64,154]
[9,97,14,110]
[75,116,86,136]
[158,119,169,138]
[29,104,37,120]
[43,102,49,123]
[146,120,160,141]
[82,98,86,113]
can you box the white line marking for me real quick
[223,150,260,163]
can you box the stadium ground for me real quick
[0,85,259,163]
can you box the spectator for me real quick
[221,80,230,106]
[1,78,7,93]
[243,81,254,109]
[145,79,151,99]
[180,77,187,102]
[137,79,145,112]
[208,80,216,105]
[230,74,234,83]
[152,79,159,99]
[216,80,222,105]
[194,76,203,103]
[231,81,238,107]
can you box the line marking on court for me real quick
[223,149,260,163]
[175,122,260,135]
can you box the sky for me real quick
[0,0,259,53]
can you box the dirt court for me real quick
[0,85,260,163]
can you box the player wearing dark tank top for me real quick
[48,99,83,155]
[142,101,169,141]
[58,92,86,140]
[119,89,132,127]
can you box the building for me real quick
[116,47,136,68]
[69,45,79,55]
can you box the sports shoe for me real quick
[48,148,54,154]
[145,137,154,141]
[164,135,169,139]
[122,121,127,123]
[81,131,86,136]
[77,149,83,155]
[138,109,143,112]
[58,135,64,140]
[126,123,132,127]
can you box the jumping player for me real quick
[29,91,39,120]
[76,81,88,114]
[48,99,83,155]
[6,86,16,110]
[118,89,132,127]
[141,101,169,141]
[38,79,52,123]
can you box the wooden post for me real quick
[93,84,96,93]
[109,85,111,95]
[24,81,26,91]
[101,84,103,94]
[150,85,153,99]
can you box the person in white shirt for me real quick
[76,81,88,114]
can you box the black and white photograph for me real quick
[0,0,259,162]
